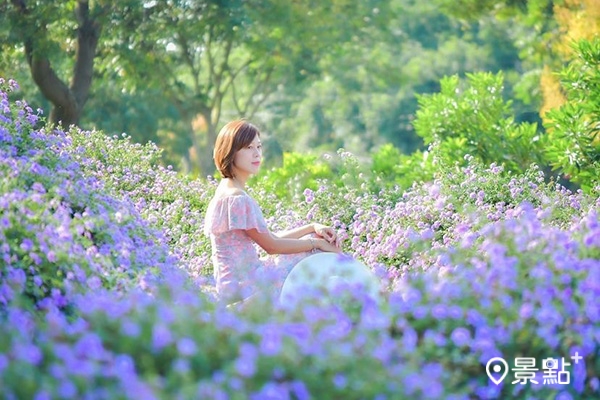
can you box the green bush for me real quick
[252,151,333,201]
[370,144,436,192]
[543,38,600,192]
[413,71,544,173]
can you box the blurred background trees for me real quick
[1,0,598,186]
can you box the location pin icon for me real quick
[486,357,509,385]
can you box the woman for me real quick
[203,120,341,303]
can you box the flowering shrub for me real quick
[1,77,599,399]
[0,78,177,310]
[1,205,598,398]
[62,126,215,278]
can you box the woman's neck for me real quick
[232,166,252,187]
[229,177,246,190]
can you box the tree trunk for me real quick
[189,125,206,175]
[195,113,219,177]
[29,55,81,126]
[17,0,101,127]
[68,0,102,125]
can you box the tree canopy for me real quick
[1,0,144,126]
[2,0,596,180]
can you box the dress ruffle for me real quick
[203,194,269,235]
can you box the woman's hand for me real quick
[313,223,338,244]
[315,238,342,253]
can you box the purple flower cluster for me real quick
[62,126,216,280]
[1,78,599,398]
[0,79,178,310]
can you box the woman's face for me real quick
[233,135,262,177]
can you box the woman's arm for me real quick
[274,223,338,244]
[246,228,340,254]
[273,224,314,239]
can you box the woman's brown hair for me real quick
[213,120,260,179]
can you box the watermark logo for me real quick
[486,357,509,385]
[486,352,583,386]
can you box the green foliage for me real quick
[370,144,436,192]
[253,152,332,201]
[413,71,545,172]
[433,0,556,34]
[0,0,146,125]
[3,0,551,170]
[115,0,391,174]
[265,0,532,161]
[543,38,600,191]
[254,144,436,213]
[83,84,175,144]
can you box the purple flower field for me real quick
[1,78,599,399]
